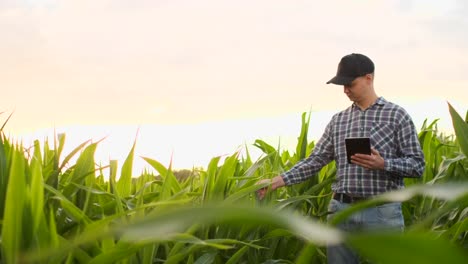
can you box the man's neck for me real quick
[355,95,379,110]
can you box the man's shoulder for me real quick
[337,104,354,115]
[379,98,409,114]
[331,105,353,120]
[379,98,414,124]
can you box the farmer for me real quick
[256,53,425,264]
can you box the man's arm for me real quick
[256,118,336,199]
[383,116,425,177]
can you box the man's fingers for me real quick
[256,181,270,200]
[351,154,380,170]
[371,147,380,156]
[256,189,266,200]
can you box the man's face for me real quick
[343,74,372,102]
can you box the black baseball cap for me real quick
[326,53,375,85]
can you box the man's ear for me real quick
[365,73,374,83]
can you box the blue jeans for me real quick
[326,199,404,264]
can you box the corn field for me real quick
[0,103,467,264]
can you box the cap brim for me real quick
[326,76,355,85]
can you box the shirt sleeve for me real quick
[384,112,425,178]
[281,118,336,185]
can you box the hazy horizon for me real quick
[7,98,466,174]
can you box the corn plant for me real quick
[0,103,467,263]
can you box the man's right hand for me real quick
[256,176,286,200]
[256,179,272,200]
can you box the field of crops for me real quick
[1,103,467,264]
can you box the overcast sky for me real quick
[1,0,467,171]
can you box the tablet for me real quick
[345,137,371,164]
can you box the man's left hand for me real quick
[351,148,385,170]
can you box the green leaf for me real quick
[88,242,142,264]
[274,195,317,210]
[201,156,221,201]
[0,134,11,219]
[117,138,136,198]
[44,184,92,225]
[0,111,14,131]
[30,140,45,233]
[212,152,238,200]
[348,232,468,264]
[2,146,27,263]
[223,181,269,204]
[118,205,343,246]
[295,112,310,160]
[294,243,317,264]
[330,183,468,226]
[58,138,90,172]
[142,156,181,200]
[69,142,98,184]
[225,245,249,264]
[448,102,468,157]
[254,139,277,155]
[194,252,217,264]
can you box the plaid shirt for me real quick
[281,97,425,197]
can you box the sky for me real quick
[1,0,467,174]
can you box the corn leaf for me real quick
[117,139,136,198]
[348,232,468,264]
[30,140,45,233]
[448,102,468,158]
[2,146,27,263]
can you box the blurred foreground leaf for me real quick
[348,232,468,264]
[330,183,468,226]
[22,204,343,262]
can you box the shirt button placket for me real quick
[360,111,365,137]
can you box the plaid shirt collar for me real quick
[350,96,387,111]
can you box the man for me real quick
[256,53,425,264]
